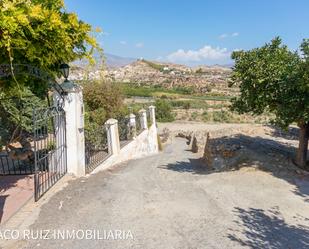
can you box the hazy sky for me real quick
[65,0,309,65]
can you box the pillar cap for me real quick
[105,118,118,125]
[129,113,136,118]
[149,105,156,109]
[138,109,146,113]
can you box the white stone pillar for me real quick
[105,119,120,155]
[148,106,156,126]
[54,84,86,177]
[129,113,137,138]
[139,109,148,130]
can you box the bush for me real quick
[120,84,153,97]
[172,86,195,95]
[183,101,191,110]
[170,100,187,108]
[0,87,46,147]
[82,80,125,129]
[202,111,211,122]
[190,112,198,120]
[155,99,175,122]
[83,81,124,119]
[213,110,233,123]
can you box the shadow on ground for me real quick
[0,176,19,223]
[266,125,299,141]
[228,206,309,249]
[159,134,309,202]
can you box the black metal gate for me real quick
[33,106,67,201]
[85,125,109,174]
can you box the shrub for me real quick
[0,88,46,147]
[189,100,208,109]
[213,110,233,123]
[155,99,175,122]
[190,112,198,121]
[83,81,124,120]
[173,86,195,95]
[121,84,153,97]
[82,80,125,132]
[170,100,188,108]
[202,111,211,122]
[183,101,191,110]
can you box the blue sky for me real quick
[65,0,309,65]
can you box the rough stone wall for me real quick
[177,130,248,170]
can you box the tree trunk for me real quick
[295,123,309,169]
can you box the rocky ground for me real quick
[158,121,307,175]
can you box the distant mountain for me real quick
[105,53,136,68]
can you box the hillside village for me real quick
[70,58,235,95]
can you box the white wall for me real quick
[91,124,159,174]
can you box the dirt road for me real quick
[16,137,309,249]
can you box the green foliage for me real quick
[170,99,208,109]
[155,99,175,122]
[183,101,191,110]
[83,80,126,147]
[213,110,233,123]
[0,0,100,146]
[190,112,198,120]
[170,100,189,108]
[230,37,309,167]
[120,83,195,97]
[0,88,46,147]
[202,111,211,122]
[191,94,232,101]
[230,37,309,129]
[82,81,125,128]
[173,86,195,95]
[121,84,153,97]
[0,0,99,71]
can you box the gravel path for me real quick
[19,137,309,249]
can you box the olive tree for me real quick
[230,37,309,169]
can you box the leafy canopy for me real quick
[230,37,309,128]
[155,99,175,122]
[0,0,99,72]
[0,0,100,146]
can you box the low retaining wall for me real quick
[91,124,159,174]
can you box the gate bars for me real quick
[33,106,67,201]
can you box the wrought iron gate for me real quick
[85,125,109,174]
[33,106,67,201]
